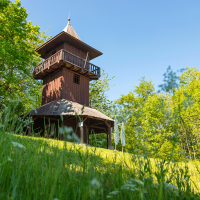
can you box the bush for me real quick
[89,132,107,148]
[158,140,184,161]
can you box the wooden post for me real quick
[108,124,111,147]
[55,121,58,139]
[86,128,89,144]
[107,132,108,149]
[80,126,83,144]
[28,123,31,136]
[88,128,90,144]
[104,120,112,149]
[59,119,63,140]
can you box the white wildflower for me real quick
[11,142,26,149]
[106,190,120,199]
[91,178,101,189]
[121,183,136,190]
[7,157,12,162]
[108,190,120,195]
[129,178,144,186]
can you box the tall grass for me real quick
[0,101,200,199]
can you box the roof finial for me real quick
[63,13,81,40]
[68,12,70,23]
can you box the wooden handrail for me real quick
[33,49,100,77]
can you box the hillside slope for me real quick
[0,132,200,200]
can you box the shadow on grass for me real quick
[0,132,200,200]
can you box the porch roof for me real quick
[28,99,114,122]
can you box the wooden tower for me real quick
[34,18,101,106]
[29,18,114,148]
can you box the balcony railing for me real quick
[33,49,100,77]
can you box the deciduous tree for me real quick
[89,70,114,116]
[0,0,50,112]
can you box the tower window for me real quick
[73,74,80,85]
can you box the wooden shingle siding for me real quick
[42,68,89,106]
[64,42,90,61]
[45,43,64,59]
[44,42,90,61]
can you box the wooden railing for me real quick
[33,49,100,77]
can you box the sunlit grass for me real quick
[0,132,200,200]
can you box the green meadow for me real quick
[1,132,200,200]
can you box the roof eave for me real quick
[35,31,103,60]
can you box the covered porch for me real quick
[27,99,114,149]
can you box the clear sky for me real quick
[15,0,200,101]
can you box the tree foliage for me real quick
[115,67,200,160]
[0,0,51,112]
[89,70,114,116]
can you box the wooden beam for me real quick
[83,117,87,123]
[104,120,109,127]
[90,122,104,127]
[76,68,83,73]
[60,60,64,66]
[38,116,59,121]
[33,116,38,121]
[64,116,75,121]
[88,128,107,134]
[83,71,90,76]
[69,65,76,70]
[102,128,107,133]
[88,125,107,130]
[86,116,107,122]
[86,75,99,80]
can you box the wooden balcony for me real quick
[33,49,101,80]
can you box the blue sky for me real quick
[16,0,200,101]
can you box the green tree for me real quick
[159,140,183,161]
[141,93,178,157]
[172,66,200,160]
[89,70,114,116]
[0,0,50,112]
[115,77,155,153]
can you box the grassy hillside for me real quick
[0,132,200,200]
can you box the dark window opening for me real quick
[52,50,56,55]
[73,74,80,85]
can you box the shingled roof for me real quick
[29,99,114,122]
[63,18,81,40]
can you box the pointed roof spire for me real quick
[63,15,81,41]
